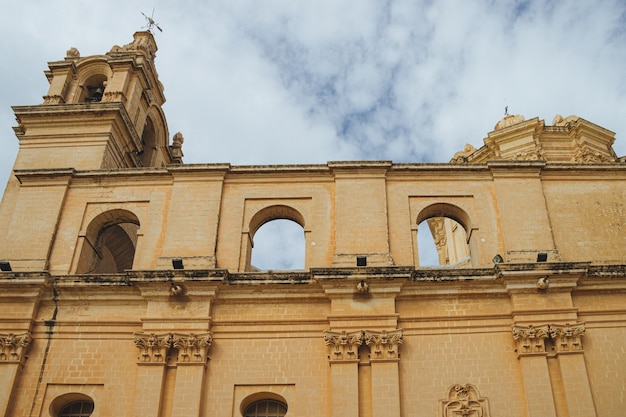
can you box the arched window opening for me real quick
[251,219,305,271]
[244,399,287,417]
[416,203,473,268]
[58,400,94,417]
[139,117,157,167]
[76,210,140,274]
[418,217,470,267]
[81,74,107,103]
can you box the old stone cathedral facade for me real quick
[0,31,625,417]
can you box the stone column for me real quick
[512,324,558,417]
[170,333,212,416]
[131,333,172,417]
[365,330,403,417]
[324,330,362,417]
[0,332,32,416]
[549,323,596,417]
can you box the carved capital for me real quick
[548,323,585,353]
[512,324,550,355]
[172,332,212,363]
[102,91,126,103]
[42,95,65,105]
[439,384,491,417]
[364,329,403,360]
[0,332,32,363]
[324,330,363,362]
[133,332,172,363]
[512,323,586,356]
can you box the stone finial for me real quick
[109,31,158,60]
[450,143,476,164]
[172,132,184,147]
[494,114,525,131]
[552,114,579,126]
[66,47,80,58]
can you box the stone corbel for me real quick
[172,332,212,363]
[0,332,32,364]
[363,329,403,360]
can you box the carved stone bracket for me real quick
[134,332,213,364]
[133,332,172,363]
[512,323,586,356]
[0,332,32,363]
[324,329,403,362]
[364,329,403,360]
[172,332,213,363]
[439,384,491,417]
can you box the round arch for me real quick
[74,57,112,103]
[240,392,288,417]
[248,205,305,240]
[76,209,140,274]
[49,392,94,417]
[416,202,472,232]
[415,203,474,268]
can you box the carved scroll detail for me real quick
[0,332,32,363]
[439,384,491,417]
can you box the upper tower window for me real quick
[139,117,156,166]
[81,74,107,103]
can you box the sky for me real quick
[1,1,625,269]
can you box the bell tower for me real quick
[0,32,183,272]
[11,31,183,172]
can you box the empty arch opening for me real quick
[250,219,305,271]
[416,203,472,268]
[139,117,156,167]
[417,217,470,267]
[76,210,140,274]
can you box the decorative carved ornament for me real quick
[571,145,615,163]
[324,329,403,362]
[172,333,213,363]
[512,323,585,356]
[450,144,476,164]
[439,384,491,417]
[364,329,404,360]
[133,332,212,364]
[109,33,157,60]
[0,332,32,363]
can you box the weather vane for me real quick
[141,8,163,33]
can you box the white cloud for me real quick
[0,0,625,267]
